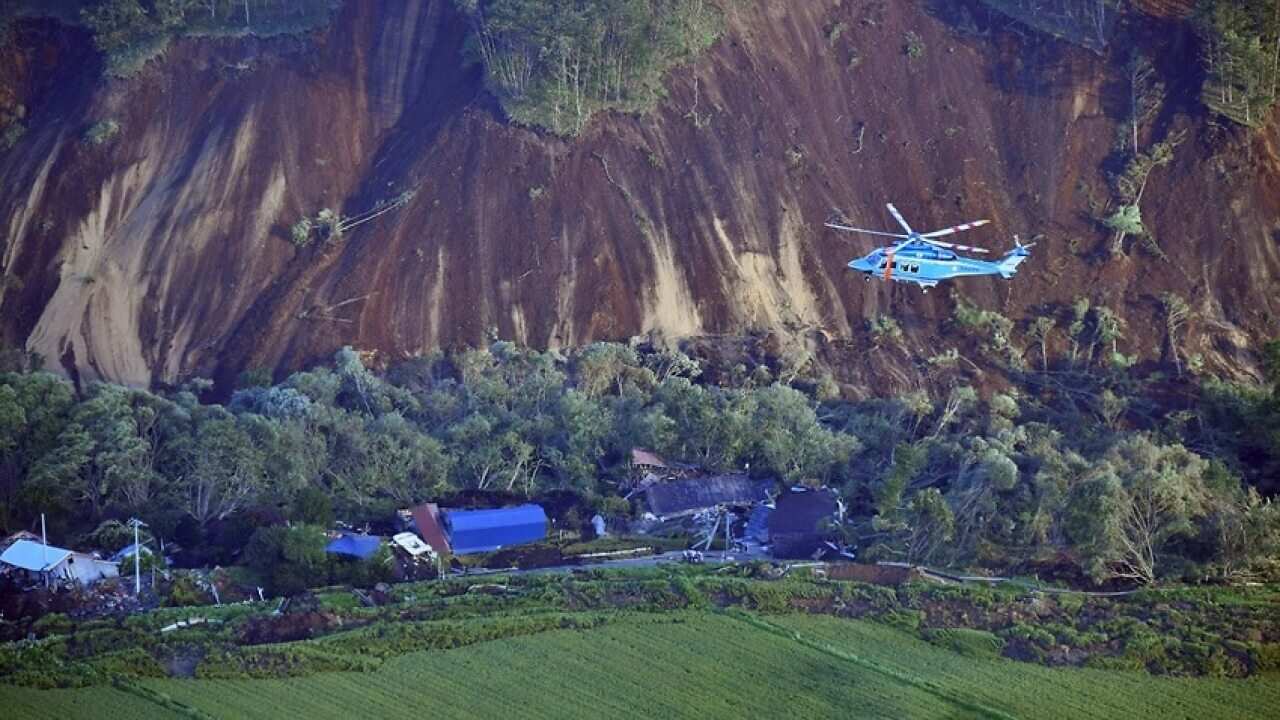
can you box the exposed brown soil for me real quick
[0,1,1277,390]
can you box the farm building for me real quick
[0,539,119,587]
[443,505,549,555]
[768,487,841,559]
[644,474,773,520]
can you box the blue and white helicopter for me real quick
[825,203,1034,292]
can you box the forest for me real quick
[1,327,1278,588]
[0,0,340,76]
[453,0,722,134]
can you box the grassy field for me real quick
[4,612,1278,719]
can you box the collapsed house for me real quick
[0,539,120,587]
[628,448,700,488]
[644,474,773,521]
[767,487,842,559]
[409,503,549,555]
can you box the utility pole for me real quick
[128,518,147,596]
[723,507,731,561]
[40,513,49,589]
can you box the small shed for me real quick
[325,533,382,560]
[644,474,772,520]
[0,540,119,587]
[110,543,153,564]
[768,487,840,559]
[443,505,548,555]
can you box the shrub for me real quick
[1103,204,1145,236]
[923,628,1005,659]
[289,218,313,247]
[881,608,923,632]
[0,121,25,151]
[903,31,925,58]
[869,315,904,344]
[83,119,121,146]
[1001,622,1055,647]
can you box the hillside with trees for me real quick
[3,335,1277,587]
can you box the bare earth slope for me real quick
[0,0,1277,389]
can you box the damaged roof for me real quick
[769,488,840,534]
[644,475,772,519]
[410,502,452,555]
[631,448,669,467]
[325,533,382,560]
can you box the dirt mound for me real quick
[1,0,1277,390]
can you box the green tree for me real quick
[748,384,859,483]
[244,523,328,596]
[81,0,154,53]
[906,488,954,564]
[1070,436,1210,584]
[182,412,265,528]
[64,384,157,520]
[1193,0,1280,127]
[358,413,453,508]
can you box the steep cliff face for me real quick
[1,0,1277,390]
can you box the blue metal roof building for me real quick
[1,539,72,571]
[325,533,383,560]
[444,505,548,555]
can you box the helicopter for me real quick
[825,203,1034,292]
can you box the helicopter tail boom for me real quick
[996,240,1033,278]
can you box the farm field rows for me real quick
[5,612,1278,719]
[769,615,1280,720]
[0,684,179,719]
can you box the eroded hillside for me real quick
[0,0,1277,390]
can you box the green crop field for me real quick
[0,685,179,719]
[4,612,1278,719]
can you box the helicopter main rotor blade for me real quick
[921,219,990,238]
[824,222,910,239]
[921,238,990,254]
[886,203,914,235]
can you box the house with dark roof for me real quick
[644,474,773,520]
[768,487,841,559]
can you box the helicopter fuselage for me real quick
[848,239,1028,290]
